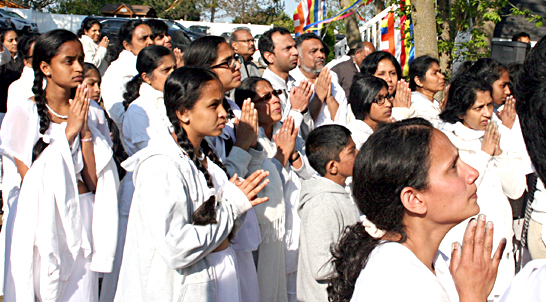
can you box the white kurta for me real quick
[114,138,251,302]
[351,242,458,302]
[439,120,526,301]
[411,91,441,128]
[289,67,348,128]
[0,99,119,301]
[7,66,34,111]
[346,119,374,150]
[80,35,109,75]
[101,50,137,127]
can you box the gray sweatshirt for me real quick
[296,177,360,302]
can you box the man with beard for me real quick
[259,27,313,138]
[231,28,262,79]
[291,33,348,128]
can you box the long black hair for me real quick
[164,67,228,225]
[234,76,264,108]
[349,74,388,120]
[328,118,434,302]
[123,45,173,109]
[468,58,507,87]
[109,19,149,62]
[515,35,546,185]
[77,17,101,38]
[32,29,81,162]
[439,74,492,124]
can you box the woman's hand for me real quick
[65,83,90,145]
[234,99,259,151]
[450,214,506,302]
[273,116,299,167]
[497,96,517,129]
[173,48,184,68]
[439,84,451,112]
[481,121,499,156]
[392,79,411,108]
[229,170,270,206]
[99,36,109,48]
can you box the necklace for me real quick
[197,148,205,161]
[45,103,68,119]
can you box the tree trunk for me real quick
[437,0,455,77]
[374,0,385,15]
[475,8,496,55]
[340,0,362,49]
[411,0,438,58]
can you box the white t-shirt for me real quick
[411,91,441,128]
[351,242,458,302]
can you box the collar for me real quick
[138,83,164,109]
[263,67,293,90]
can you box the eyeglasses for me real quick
[254,89,283,103]
[235,38,254,43]
[373,95,391,105]
[210,54,241,69]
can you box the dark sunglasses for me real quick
[254,89,283,103]
[210,54,241,69]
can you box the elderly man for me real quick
[331,41,375,98]
[231,28,262,79]
[290,33,348,128]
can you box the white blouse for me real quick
[80,35,108,75]
[346,119,374,150]
[411,91,441,128]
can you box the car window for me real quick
[6,11,23,19]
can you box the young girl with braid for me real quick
[0,29,119,301]
[115,67,270,302]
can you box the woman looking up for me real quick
[409,55,445,128]
[439,74,526,299]
[328,118,505,302]
[101,19,152,127]
[78,17,109,75]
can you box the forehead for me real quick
[376,59,395,71]
[216,42,234,58]
[429,130,457,169]
[254,80,273,94]
[427,62,440,72]
[301,38,323,49]
[3,30,17,39]
[272,32,294,48]
[134,24,152,36]
[235,30,252,39]
[473,90,492,105]
[56,40,84,57]
[199,79,224,100]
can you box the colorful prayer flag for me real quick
[379,0,414,76]
[293,0,327,36]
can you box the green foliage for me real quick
[508,1,546,29]
[321,21,336,63]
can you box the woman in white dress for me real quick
[408,55,446,128]
[78,18,109,76]
[328,118,506,302]
[114,67,269,302]
[438,74,526,300]
[346,74,393,150]
[1,29,118,302]
[100,45,175,302]
[101,20,152,126]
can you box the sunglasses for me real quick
[210,54,241,69]
[254,89,283,103]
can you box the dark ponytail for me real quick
[164,67,228,225]
[123,45,173,110]
[31,29,80,162]
[328,118,434,302]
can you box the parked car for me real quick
[0,8,38,33]
[189,25,211,35]
[163,20,203,42]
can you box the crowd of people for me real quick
[0,16,544,302]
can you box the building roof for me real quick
[100,3,156,17]
[0,0,27,8]
[494,0,546,41]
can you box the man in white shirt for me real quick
[258,27,313,137]
[291,33,348,128]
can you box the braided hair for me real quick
[164,66,228,225]
[32,29,81,162]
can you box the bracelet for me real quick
[288,151,301,164]
[81,137,93,142]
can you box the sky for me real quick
[285,0,298,18]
